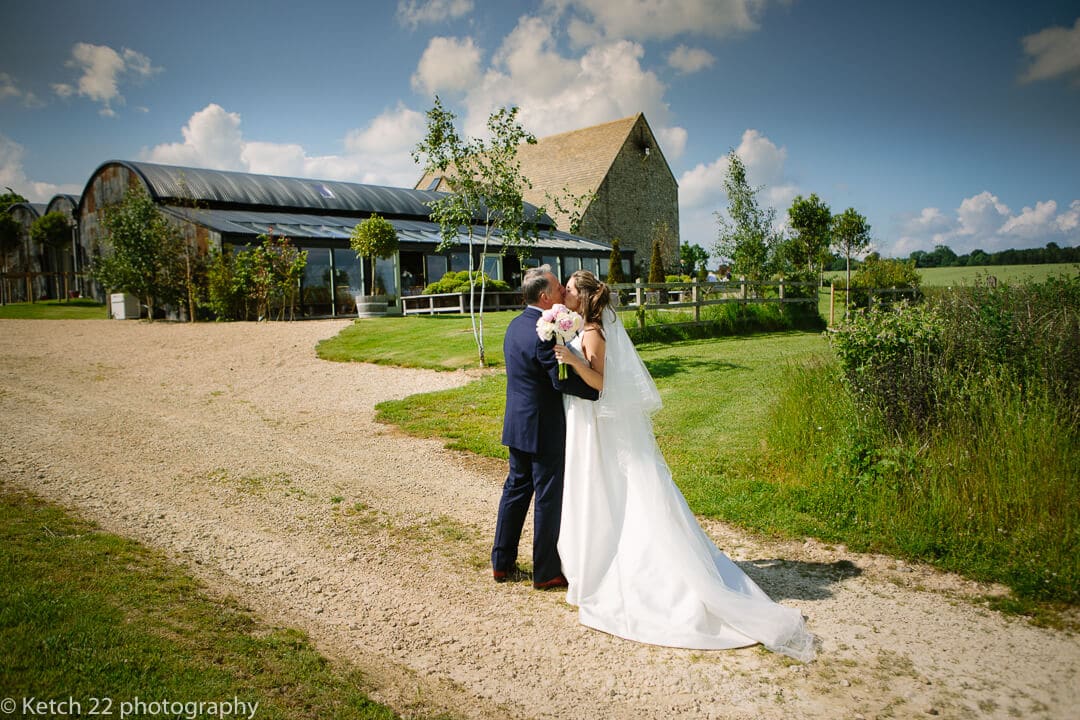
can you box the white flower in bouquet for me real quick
[536,303,583,379]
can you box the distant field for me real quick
[825,262,1078,287]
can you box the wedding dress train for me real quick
[557,310,815,662]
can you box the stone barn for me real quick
[417,113,679,279]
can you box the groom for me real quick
[493,265,599,589]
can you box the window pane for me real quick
[375,256,398,298]
[583,257,599,275]
[450,252,470,272]
[541,256,558,273]
[426,255,448,283]
[564,256,582,278]
[301,247,333,316]
[482,254,501,279]
[332,248,362,315]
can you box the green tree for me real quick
[0,189,27,214]
[91,186,185,321]
[250,232,306,321]
[679,242,709,279]
[412,96,542,367]
[350,214,399,297]
[606,238,626,284]
[0,213,21,305]
[786,193,832,277]
[830,207,872,317]
[30,211,75,299]
[1,189,29,305]
[648,235,666,283]
[713,151,778,284]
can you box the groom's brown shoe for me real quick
[533,574,568,590]
[493,567,525,583]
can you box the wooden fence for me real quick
[826,283,920,327]
[401,290,523,315]
[400,278,817,328]
[610,278,818,330]
[1,271,90,304]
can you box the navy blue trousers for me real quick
[491,444,564,583]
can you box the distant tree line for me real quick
[905,242,1079,268]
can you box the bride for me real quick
[552,270,815,662]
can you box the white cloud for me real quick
[667,45,715,74]
[890,192,1080,256]
[1020,17,1080,84]
[543,0,763,43]
[678,128,798,253]
[397,0,473,29]
[657,126,687,159]
[343,104,430,185]
[141,103,425,188]
[55,42,162,116]
[143,103,245,170]
[411,36,483,96]
[1058,200,1080,233]
[454,17,687,162]
[1000,199,1059,239]
[0,132,83,202]
[0,73,43,108]
[956,191,1011,237]
[680,128,792,210]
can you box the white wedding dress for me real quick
[557,308,815,662]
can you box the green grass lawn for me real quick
[375,328,832,483]
[0,488,420,720]
[824,261,1078,288]
[0,298,107,320]
[317,314,513,370]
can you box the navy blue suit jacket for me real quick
[501,306,599,455]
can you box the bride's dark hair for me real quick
[570,270,612,328]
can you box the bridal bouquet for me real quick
[536,303,583,379]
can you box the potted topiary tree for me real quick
[350,214,399,317]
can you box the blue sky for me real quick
[1,0,1077,259]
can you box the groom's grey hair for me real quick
[522,264,553,304]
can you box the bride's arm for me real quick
[553,328,605,392]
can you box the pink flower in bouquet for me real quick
[536,304,583,379]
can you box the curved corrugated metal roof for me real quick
[46,194,80,215]
[8,202,47,218]
[91,160,554,226]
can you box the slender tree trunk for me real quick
[845,253,851,319]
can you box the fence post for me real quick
[740,277,747,305]
[778,277,785,316]
[635,277,643,308]
[692,278,700,323]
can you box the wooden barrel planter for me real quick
[354,294,389,318]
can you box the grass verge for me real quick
[317,314,512,370]
[0,299,107,320]
[0,488,418,720]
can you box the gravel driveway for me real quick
[1,318,1077,720]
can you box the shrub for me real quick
[422,270,511,294]
[839,256,921,308]
[829,301,945,433]
[928,274,1080,422]
[830,273,1080,433]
